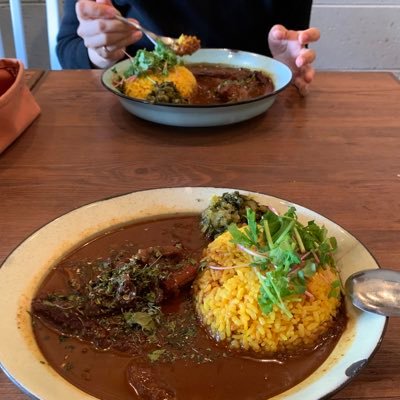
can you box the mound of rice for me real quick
[193,230,342,353]
[123,65,197,100]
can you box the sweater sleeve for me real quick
[55,0,314,69]
[56,0,92,69]
[272,0,313,30]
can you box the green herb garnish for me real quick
[228,207,338,318]
[328,279,341,298]
[200,191,268,239]
[125,41,180,78]
[146,81,188,104]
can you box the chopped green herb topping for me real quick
[146,81,188,104]
[200,191,268,239]
[228,207,338,318]
[125,41,180,78]
[328,279,342,298]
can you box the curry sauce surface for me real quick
[32,215,346,400]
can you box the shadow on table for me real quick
[107,102,286,147]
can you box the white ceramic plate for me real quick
[101,49,292,127]
[0,187,386,400]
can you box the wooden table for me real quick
[1,70,399,400]
[24,69,45,90]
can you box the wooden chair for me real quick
[0,0,62,70]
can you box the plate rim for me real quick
[0,186,388,400]
[100,48,293,108]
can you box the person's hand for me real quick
[268,25,320,96]
[76,0,142,69]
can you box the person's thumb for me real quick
[268,25,289,56]
[96,0,113,5]
[76,0,116,20]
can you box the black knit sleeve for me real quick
[272,0,314,30]
[56,0,92,69]
[55,0,314,69]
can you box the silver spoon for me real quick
[114,15,200,55]
[345,269,400,317]
[115,15,174,47]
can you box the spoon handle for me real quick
[114,15,157,45]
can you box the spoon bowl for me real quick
[345,269,400,316]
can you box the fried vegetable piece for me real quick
[172,34,201,56]
[200,191,269,239]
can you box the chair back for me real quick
[0,0,62,70]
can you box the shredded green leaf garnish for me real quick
[228,207,338,318]
[328,279,341,298]
[124,41,180,78]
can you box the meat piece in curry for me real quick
[188,63,275,104]
[32,243,199,352]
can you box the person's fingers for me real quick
[76,0,117,20]
[293,76,310,97]
[298,28,320,45]
[88,47,123,68]
[293,63,315,96]
[270,26,320,47]
[82,30,138,48]
[300,64,315,84]
[77,18,132,37]
[96,45,125,60]
[96,0,113,5]
[81,32,124,48]
[295,48,316,68]
[269,24,288,41]
[98,31,142,52]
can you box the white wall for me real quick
[0,0,399,75]
[311,0,400,75]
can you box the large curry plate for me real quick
[0,187,386,399]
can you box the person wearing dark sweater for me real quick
[57,0,320,95]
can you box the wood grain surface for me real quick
[23,69,45,90]
[1,70,399,399]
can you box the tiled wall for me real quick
[0,0,399,74]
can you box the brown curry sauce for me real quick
[187,63,275,104]
[32,215,347,400]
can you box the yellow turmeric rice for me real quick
[123,65,197,100]
[193,229,342,353]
